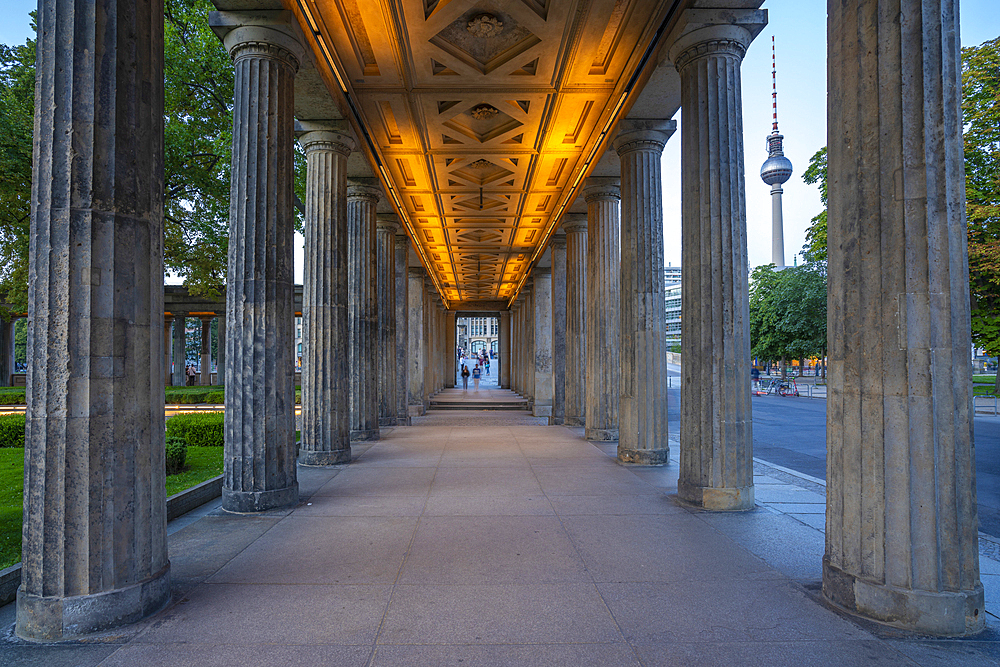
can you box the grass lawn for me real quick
[0,446,224,571]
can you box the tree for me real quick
[964,37,1000,391]
[800,147,827,264]
[749,263,827,377]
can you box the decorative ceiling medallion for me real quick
[469,159,494,169]
[471,104,499,120]
[467,14,504,38]
[430,7,540,75]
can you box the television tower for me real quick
[760,36,793,268]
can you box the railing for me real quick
[974,395,999,415]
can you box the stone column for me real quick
[297,128,354,466]
[446,311,457,388]
[172,312,187,386]
[408,268,426,416]
[525,284,536,403]
[395,232,410,424]
[17,0,170,640]
[500,312,511,388]
[347,183,381,440]
[614,120,674,464]
[376,216,399,426]
[215,13,303,512]
[563,216,588,426]
[671,24,755,510]
[199,316,213,385]
[532,271,553,418]
[0,319,12,387]
[823,0,983,635]
[216,313,226,385]
[423,279,433,407]
[551,234,567,425]
[164,315,174,386]
[584,179,621,441]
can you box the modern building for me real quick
[15,0,982,644]
[664,266,682,347]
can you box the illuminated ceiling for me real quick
[287,0,681,307]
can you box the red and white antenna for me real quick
[771,36,779,133]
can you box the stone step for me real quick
[428,401,529,411]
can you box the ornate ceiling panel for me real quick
[298,0,677,306]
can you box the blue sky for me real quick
[2,1,998,277]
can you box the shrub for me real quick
[0,414,25,447]
[166,411,224,447]
[0,390,26,405]
[165,437,187,474]
[205,390,225,404]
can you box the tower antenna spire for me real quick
[771,35,779,133]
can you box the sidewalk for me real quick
[2,410,998,665]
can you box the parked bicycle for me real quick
[756,377,799,397]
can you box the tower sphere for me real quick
[761,152,793,185]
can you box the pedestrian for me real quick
[485,358,490,376]
[186,364,196,386]
[472,363,481,391]
[751,366,760,390]
[461,364,470,391]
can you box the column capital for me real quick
[613,119,676,156]
[665,9,765,72]
[376,215,401,234]
[583,178,621,203]
[561,214,588,235]
[408,266,426,278]
[533,267,552,277]
[209,10,306,71]
[551,231,567,250]
[347,183,383,204]
[298,129,355,157]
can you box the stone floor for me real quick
[2,407,1000,666]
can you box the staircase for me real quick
[428,388,531,411]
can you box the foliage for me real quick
[0,389,25,405]
[164,446,224,497]
[165,385,224,404]
[0,413,25,447]
[749,262,827,366]
[166,411,225,447]
[800,147,828,264]
[0,16,35,315]
[165,436,188,474]
[964,38,1000,378]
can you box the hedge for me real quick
[165,437,187,474]
[0,389,25,405]
[166,411,224,447]
[0,414,25,448]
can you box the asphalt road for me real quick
[748,394,1000,539]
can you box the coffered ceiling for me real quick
[286,0,681,307]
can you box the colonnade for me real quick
[15,0,983,642]
[165,313,225,386]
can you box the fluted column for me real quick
[500,312,511,388]
[217,15,303,513]
[172,312,187,386]
[525,284,535,403]
[584,179,621,441]
[532,271,553,418]
[551,234,567,425]
[347,184,381,440]
[376,216,399,426]
[395,232,410,424]
[407,267,425,415]
[563,217,588,426]
[614,120,674,464]
[164,315,174,387]
[446,311,457,388]
[18,0,169,640]
[672,26,754,510]
[199,316,213,385]
[298,128,354,465]
[823,0,982,635]
[216,314,226,385]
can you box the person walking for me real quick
[485,357,490,376]
[461,364,470,391]
[472,363,481,392]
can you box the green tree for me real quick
[0,17,36,315]
[964,37,1000,392]
[749,263,827,377]
[800,147,827,264]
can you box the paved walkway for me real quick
[2,409,999,665]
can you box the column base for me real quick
[586,427,619,441]
[617,446,669,465]
[223,482,299,513]
[378,416,398,427]
[823,558,986,636]
[396,414,411,426]
[533,404,553,418]
[408,404,425,417]
[564,416,585,427]
[16,563,171,642]
[677,480,755,511]
[350,429,380,441]
[298,448,351,466]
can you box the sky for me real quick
[2,1,999,281]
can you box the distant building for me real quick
[665,282,682,347]
[457,316,498,356]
